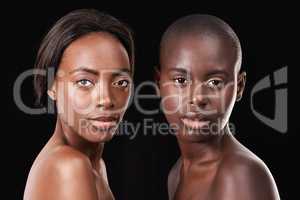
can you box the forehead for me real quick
[160,34,238,75]
[59,32,130,74]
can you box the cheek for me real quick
[55,81,69,115]
[216,83,237,116]
[160,85,185,117]
[161,95,179,112]
[71,89,93,112]
[56,82,93,124]
[112,89,131,110]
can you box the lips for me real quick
[87,115,119,130]
[181,112,210,129]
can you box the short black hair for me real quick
[160,14,242,71]
[34,9,134,105]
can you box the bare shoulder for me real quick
[24,145,98,200]
[43,145,94,175]
[167,158,181,200]
[213,148,280,200]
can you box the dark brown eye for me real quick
[206,79,224,89]
[174,77,187,85]
[113,79,129,88]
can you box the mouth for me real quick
[181,112,210,130]
[87,115,119,131]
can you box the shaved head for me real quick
[160,14,242,72]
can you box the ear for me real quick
[47,80,57,101]
[154,66,161,97]
[236,71,246,102]
[154,66,161,84]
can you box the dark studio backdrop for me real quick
[4,2,295,200]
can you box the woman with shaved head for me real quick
[157,14,280,200]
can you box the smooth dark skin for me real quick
[157,23,280,199]
[24,32,132,200]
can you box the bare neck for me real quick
[177,125,232,168]
[51,117,104,170]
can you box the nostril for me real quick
[97,97,114,109]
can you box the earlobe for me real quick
[154,66,161,97]
[47,82,57,101]
[154,66,161,85]
[236,72,246,102]
[47,89,56,100]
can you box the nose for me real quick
[96,82,114,109]
[189,81,209,108]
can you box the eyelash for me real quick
[173,77,189,86]
[76,79,94,88]
[172,77,224,89]
[75,78,130,89]
[112,79,130,88]
[206,78,224,89]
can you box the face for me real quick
[159,34,245,142]
[49,32,132,143]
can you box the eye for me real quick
[113,79,130,88]
[76,79,94,88]
[206,78,224,89]
[173,77,188,86]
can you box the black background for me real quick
[4,2,295,200]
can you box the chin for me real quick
[83,128,116,143]
[176,127,217,143]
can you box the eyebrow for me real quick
[167,67,189,74]
[112,68,131,77]
[69,67,131,76]
[205,69,229,77]
[167,67,229,77]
